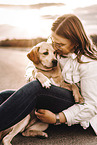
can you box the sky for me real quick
[0,0,97,7]
[0,0,97,40]
[0,0,65,5]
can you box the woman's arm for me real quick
[62,60,97,129]
[35,109,66,124]
[25,61,35,82]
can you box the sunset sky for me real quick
[0,0,97,7]
[0,0,97,40]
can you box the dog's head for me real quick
[27,42,57,68]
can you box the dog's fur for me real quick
[0,42,84,145]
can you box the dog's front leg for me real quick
[2,115,30,145]
[36,72,51,88]
[72,84,84,104]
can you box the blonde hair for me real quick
[51,14,97,62]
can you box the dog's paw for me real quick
[73,91,84,104]
[42,79,51,88]
[2,139,12,145]
[22,130,48,138]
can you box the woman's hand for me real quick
[35,109,66,124]
[35,109,56,124]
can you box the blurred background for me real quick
[0,0,97,47]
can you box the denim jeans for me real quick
[0,80,75,131]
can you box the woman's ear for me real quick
[27,46,40,64]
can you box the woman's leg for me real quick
[36,84,74,113]
[0,80,74,131]
[0,90,15,105]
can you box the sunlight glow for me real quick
[0,0,66,5]
[0,0,97,7]
[0,0,97,39]
[64,0,97,9]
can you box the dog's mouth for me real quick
[36,59,58,72]
[43,59,58,69]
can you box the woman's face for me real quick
[51,32,74,55]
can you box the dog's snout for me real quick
[52,59,58,67]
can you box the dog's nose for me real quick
[52,59,58,67]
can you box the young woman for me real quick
[0,14,97,135]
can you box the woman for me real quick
[0,14,97,135]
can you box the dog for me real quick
[0,42,84,145]
[22,41,84,136]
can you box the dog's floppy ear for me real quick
[27,46,40,64]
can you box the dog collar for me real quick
[36,66,53,72]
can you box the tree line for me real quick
[0,35,97,48]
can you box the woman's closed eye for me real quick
[52,41,66,51]
[56,43,66,47]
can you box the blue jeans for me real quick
[0,80,75,131]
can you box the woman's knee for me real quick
[0,90,15,104]
[21,80,43,96]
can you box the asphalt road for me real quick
[0,48,97,145]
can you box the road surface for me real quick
[0,48,29,91]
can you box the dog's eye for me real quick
[43,52,49,55]
[54,51,57,55]
[54,51,56,54]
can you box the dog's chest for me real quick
[38,68,63,86]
